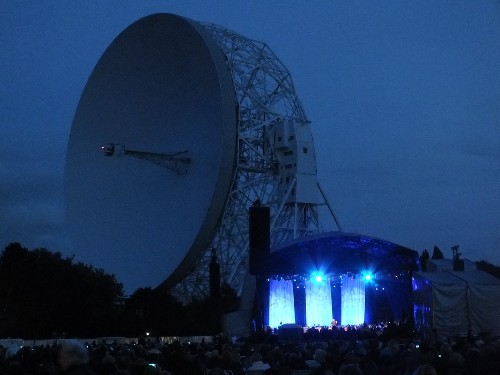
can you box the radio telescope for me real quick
[65,13,341,302]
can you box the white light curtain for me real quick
[269,279,295,328]
[305,279,332,326]
[341,276,365,325]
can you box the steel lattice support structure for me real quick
[172,23,341,303]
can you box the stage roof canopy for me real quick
[261,231,420,276]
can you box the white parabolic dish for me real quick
[65,13,237,292]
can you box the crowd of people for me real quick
[1,323,500,375]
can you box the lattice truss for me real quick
[172,23,338,302]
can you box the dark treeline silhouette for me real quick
[0,243,238,339]
[0,242,123,338]
[124,286,235,336]
[419,246,445,271]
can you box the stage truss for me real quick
[172,23,341,302]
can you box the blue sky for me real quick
[1,1,499,291]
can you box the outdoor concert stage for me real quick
[253,232,420,329]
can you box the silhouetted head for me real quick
[58,340,89,371]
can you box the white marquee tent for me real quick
[413,270,500,339]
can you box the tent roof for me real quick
[414,271,466,285]
[414,270,500,285]
[451,270,500,284]
[427,258,477,271]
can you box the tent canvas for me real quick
[451,271,500,337]
[413,271,468,339]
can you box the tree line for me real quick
[0,243,238,339]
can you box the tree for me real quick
[420,249,430,271]
[124,287,183,336]
[431,245,444,259]
[0,242,124,338]
[180,282,239,335]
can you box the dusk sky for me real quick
[1,1,499,293]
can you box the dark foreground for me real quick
[2,324,500,375]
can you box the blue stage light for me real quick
[310,271,325,283]
[361,271,374,282]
